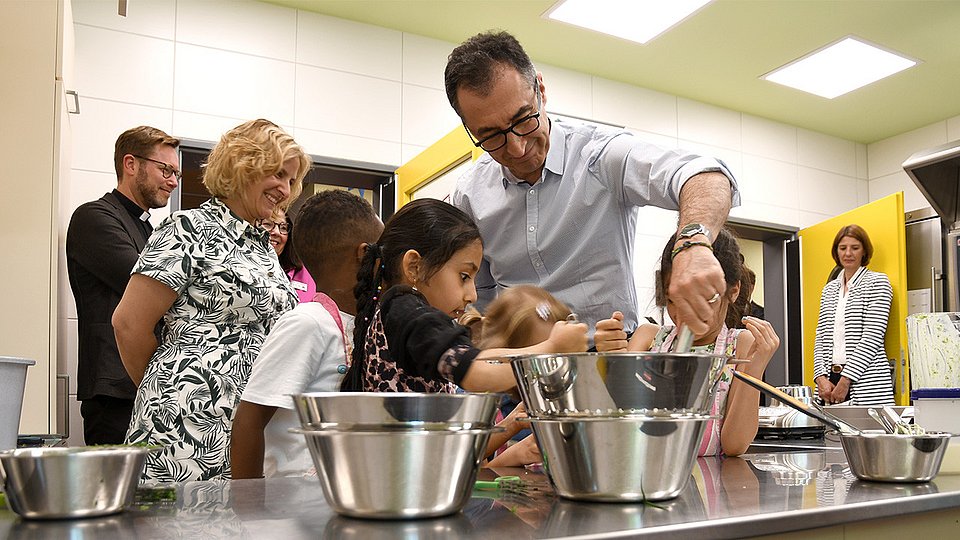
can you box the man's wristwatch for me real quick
[678,223,711,242]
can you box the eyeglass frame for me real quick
[257,219,289,235]
[131,154,182,182]
[464,85,542,152]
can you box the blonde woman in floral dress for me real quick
[113,119,311,481]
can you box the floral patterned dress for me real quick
[651,325,741,457]
[125,198,297,482]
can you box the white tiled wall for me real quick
[177,0,297,61]
[401,84,459,147]
[538,63,593,120]
[74,26,176,108]
[400,33,450,90]
[592,78,678,137]
[72,0,176,38]
[678,99,743,151]
[64,0,948,422]
[865,119,958,212]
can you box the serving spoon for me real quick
[868,407,898,434]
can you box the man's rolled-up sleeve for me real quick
[596,133,740,209]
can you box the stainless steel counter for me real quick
[3,448,960,539]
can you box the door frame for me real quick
[395,126,482,208]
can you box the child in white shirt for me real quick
[231,190,383,478]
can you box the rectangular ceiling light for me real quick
[544,0,711,45]
[763,36,917,99]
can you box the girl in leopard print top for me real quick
[341,199,587,394]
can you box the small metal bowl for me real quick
[0,446,153,519]
[510,352,727,417]
[291,392,502,429]
[293,425,500,519]
[524,415,711,501]
[840,430,952,482]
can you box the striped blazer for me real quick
[813,267,895,406]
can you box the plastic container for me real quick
[906,313,960,389]
[0,356,36,451]
[911,388,960,433]
[911,388,960,474]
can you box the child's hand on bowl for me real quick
[594,311,628,352]
[546,320,588,353]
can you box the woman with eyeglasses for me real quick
[112,119,310,482]
[262,209,316,303]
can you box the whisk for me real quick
[535,302,579,323]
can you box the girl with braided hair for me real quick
[341,198,587,394]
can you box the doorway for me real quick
[175,141,396,220]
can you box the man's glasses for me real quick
[466,86,542,153]
[258,220,289,234]
[132,155,182,182]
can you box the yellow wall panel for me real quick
[798,193,909,404]
[395,126,482,208]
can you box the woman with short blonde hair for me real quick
[113,119,311,482]
[203,118,309,206]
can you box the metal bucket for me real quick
[906,312,960,389]
[0,357,36,451]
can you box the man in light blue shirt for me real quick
[445,31,740,338]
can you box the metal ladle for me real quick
[674,325,694,353]
[881,405,925,435]
[732,370,861,434]
[868,407,898,434]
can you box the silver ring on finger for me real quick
[706,292,721,304]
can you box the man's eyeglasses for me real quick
[258,219,289,234]
[466,86,542,153]
[132,155,182,182]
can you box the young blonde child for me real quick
[594,228,780,457]
[342,198,587,393]
[460,285,574,467]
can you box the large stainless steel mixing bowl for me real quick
[0,446,153,519]
[293,425,498,519]
[510,352,727,417]
[840,430,952,482]
[525,415,710,501]
[291,392,502,429]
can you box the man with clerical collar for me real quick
[66,126,180,444]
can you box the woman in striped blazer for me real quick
[813,224,895,406]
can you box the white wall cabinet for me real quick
[0,0,74,435]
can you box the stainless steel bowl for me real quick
[840,430,952,482]
[0,446,153,519]
[525,415,710,501]
[510,352,727,417]
[293,426,498,519]
[292,392,502,429]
